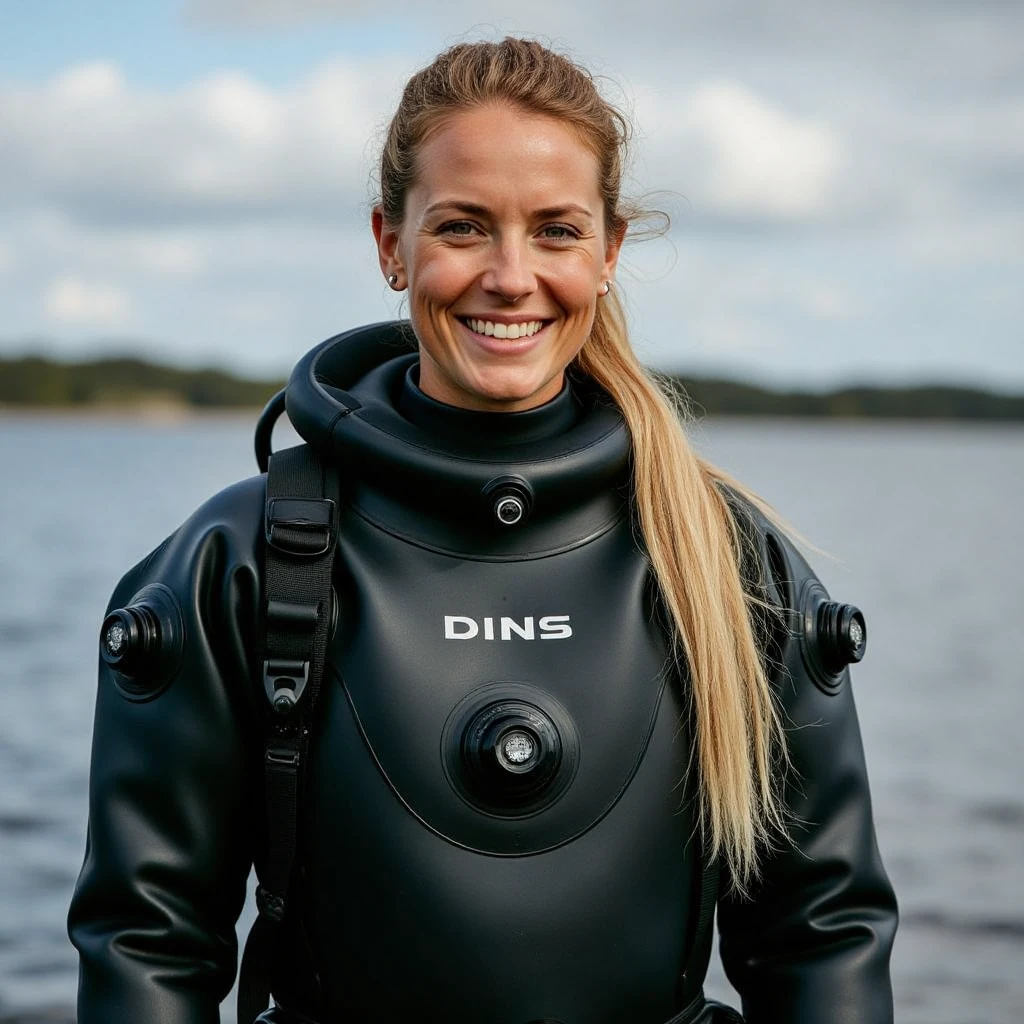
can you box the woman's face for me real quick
[373,103,623,412]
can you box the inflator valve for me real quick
[497,730,538,772]
[817,601,867,673]
[99,584,184,700]
[482,476,534,528]
[496,493,526,525]
[101,603,163,674]
[461,700,561,807]
[797,579,868,695]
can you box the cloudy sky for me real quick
[2,0,1022,388]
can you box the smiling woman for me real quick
[68,36,897,1024]
[372,103,621,411]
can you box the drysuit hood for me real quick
[284,321,631,556]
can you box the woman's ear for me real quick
[602,222,626,282]
[372,206,405,289]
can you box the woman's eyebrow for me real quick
[423,201,595,220]
[533,204,594,220]
[424,200,491,217]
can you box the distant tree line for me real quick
[664,374,1024,421]
[0,355,284,409]
[1,354,1022,420]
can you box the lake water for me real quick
[0,414,1021,1023]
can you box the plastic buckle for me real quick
[255,884,286,922]
[265,745,300,768]
[263,658,309,715]
[265,498,336,557]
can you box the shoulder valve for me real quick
[737,499,867,696]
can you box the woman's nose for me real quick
[482,239,537,303]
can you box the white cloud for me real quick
[688,309,772,356]
[8,210,206,281]
[183,0,1024,87]
[55,60,125,99]
[193,71,279,145]
[801,285,853,322]
[0,58,392,228]
[220,292,289,326]
[128,237,205,276]
[639,80,844,224]
[43,276,132,326]
[186,0,378,26]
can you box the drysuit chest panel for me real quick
[302,509,699,1023]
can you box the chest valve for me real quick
[463,700,561,805]
[443,682,579,817]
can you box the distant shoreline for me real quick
[0,403,257,423]
[2,354,1022,421]
[3,405,1022,429]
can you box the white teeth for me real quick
[465,319,543,339]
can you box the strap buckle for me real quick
[263,658,309,715]
[265,497,336,557]
[265,745,300,767]
[255,884,286,922]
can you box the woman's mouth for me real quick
[459,317,548,340]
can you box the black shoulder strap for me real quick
[673,844,721,1018]
[238,443,339,1024]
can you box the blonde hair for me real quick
[378,37,787,889]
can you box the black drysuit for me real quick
[69,322,897,1023]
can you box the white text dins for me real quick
[443,615,573,641]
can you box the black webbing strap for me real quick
[676,845,722,1017]
[238,444,339,1024]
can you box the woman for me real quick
[69,38,897,1024]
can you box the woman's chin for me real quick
[460,369,563,412]
[418,362,563,412]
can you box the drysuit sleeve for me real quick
[68,475,266,1024]
[716,519,898,1024]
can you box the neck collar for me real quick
[396,365,580,446]
[284,322,630,558]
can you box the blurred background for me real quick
[1,2,1022,1021]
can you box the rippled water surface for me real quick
[0,414,1021,1022]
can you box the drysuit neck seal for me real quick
[284,321,631,556]
[396,363,581,446]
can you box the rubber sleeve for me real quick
[717,522,898,1024]
[68,475,266,1023]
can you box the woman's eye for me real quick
[440,221,476,236]
[540,224,578,240]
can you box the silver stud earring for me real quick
[599,281,611,296]
[387,274,399,289]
